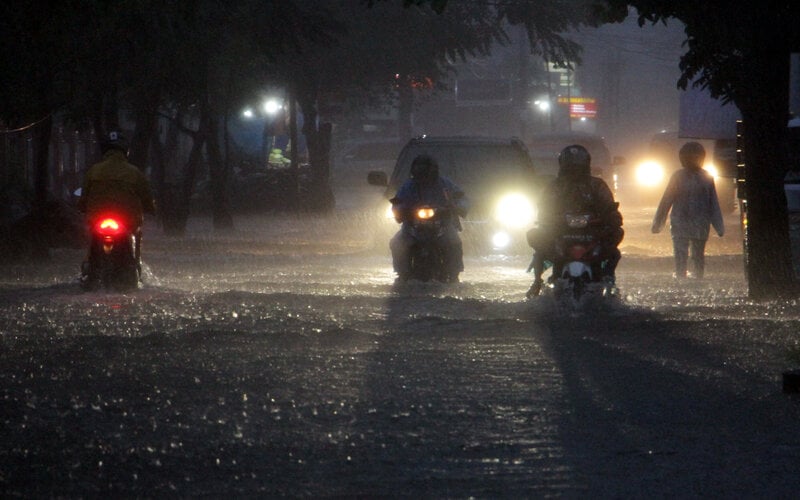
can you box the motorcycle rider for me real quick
[526,144,623,298]
[390,154,469,283]
[78,130,155,287]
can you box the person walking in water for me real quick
[651,141,725,279]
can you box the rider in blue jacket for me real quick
[390,154,469,282]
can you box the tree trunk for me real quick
[33,114,52,211]
[289,89,300,206]
[154,113,186,236]
[160,112,204,237]
[177,131,204,232]
[91,86,120,157]
[204,107,234,231]
[299,90,334,212]
[129,89,160,172]
[738,50,797,299]
[29,113,53,261]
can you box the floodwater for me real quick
[1,194,800,497]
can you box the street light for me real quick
[533,99,551,112]
[241,98,283,120]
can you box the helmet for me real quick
[679,141,706,167]
[557,144,591,178]
[100,130,129,155]
[410,154,439,184]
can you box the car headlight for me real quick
[495,193,536,228]
[703,162,718,178]
[492,231,511,249]
[635,160,665,187]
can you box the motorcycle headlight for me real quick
[417,207,435,220]
[495,193,536,229]
[635,160,665,187]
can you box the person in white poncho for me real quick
[652,141,725,279]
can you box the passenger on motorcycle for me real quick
[526,144,623,297]
[390,154,470,283]
[77,131,155,286]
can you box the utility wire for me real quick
[0,114,52,134]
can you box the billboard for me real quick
[557,97,597,119]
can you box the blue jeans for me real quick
[672,236,707,278]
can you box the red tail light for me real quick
[94,217,126,236]
[568,244,587,260]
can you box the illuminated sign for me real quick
[556,97,596,104]
[556,97,597,118]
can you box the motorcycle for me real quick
[392,201,459,283]
[536,213,617,309]
[81,214,140,292]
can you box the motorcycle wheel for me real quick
[410,255,434,282]
[572,278,585,301]
[112,245,140,292]
[113,263,139,291]
[409,244,435,282]
[96,239,139,292]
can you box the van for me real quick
[367,136,540,251]
[526,131,618,182]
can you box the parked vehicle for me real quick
[367,136,540,252]
[786,121,800,280]
[81,214,140,291]
[783,171,800,281]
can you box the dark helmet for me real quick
[410,154,439,184]
[100,130,129,155]
[679,141,706,167]
[557,144,591,178]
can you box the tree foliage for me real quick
[620,2,800,103]
[3,0,636,239]
[370,0,627,66]
[408,0,800,299]
[614,0,800,298]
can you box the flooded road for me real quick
[1,204,800,496]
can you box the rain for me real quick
[2,2,800,497]
[3,201,800,495]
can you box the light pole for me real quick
[533,98,551,133]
